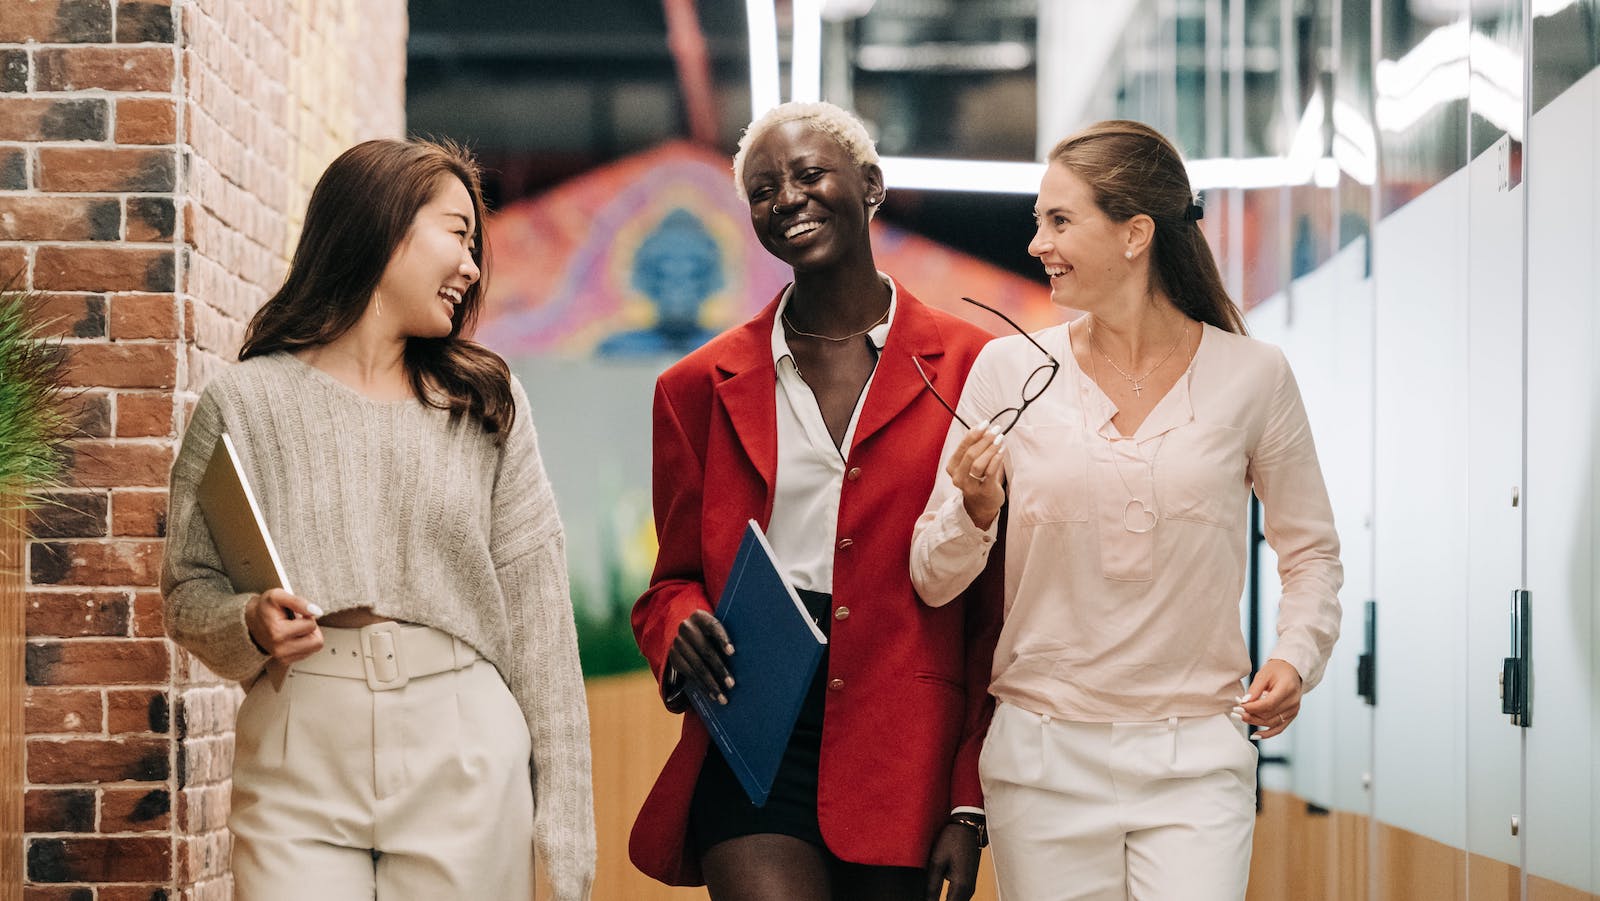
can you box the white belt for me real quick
[293,622,479,691]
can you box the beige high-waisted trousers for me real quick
[228,628,533,901]
[979,701,1257,901]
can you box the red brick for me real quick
[26,492,108,540]
[109,294,177,340]
[61,440,173,488]
[38,148,175,194]
[110,488,167,534]
[0,196,120,242]
[26,834,170,882]
[0,245,28,283]
[28,737,169,784]
[127,197,175,244]
[114,97,176,145]
[130,590,163,637]
[116,0,174,44]
[114,394,175,439]
[26,639,170,687]
[106,688,168,734]
[1,147,25,190]
[101,787,171,833]
[26,589,129,638]
[28,538,164,586]
[35,246,175,293]
[23,888,95,901]
[98,888,170,901]
[0,98,108,142]
[24,294,107,339]
[24,789,95,833]
[58,390,111,439]
[24,688,102,734]
[35,47,174,93]
[60,342,176,389]
[0,0,113,43]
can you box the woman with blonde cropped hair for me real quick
[911,120,1343,900]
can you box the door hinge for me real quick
[1501,588,1532,727]
[1356,599,1377,706]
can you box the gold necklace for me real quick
[1082,327,1166,534]
[782,304,890,343]
[1088,318,1187,396]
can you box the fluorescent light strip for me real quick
[746,0,781,117]
[791,0,823,103]
[879,155,1336,194]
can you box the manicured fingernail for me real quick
[725,644,735,655]
[1249,732,1263,740]
[724,677,735,688]
[1231,706,1245,715]
[976,419,991,431]
[717,694,728,705]
[993,433,1005,446]
[1237,693,1253,703]
[306,603,324,617]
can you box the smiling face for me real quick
[1028,162,1140,312]
[740,120,883,273]
[373,176,480,338]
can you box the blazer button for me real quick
[834,606,850,621]
[837,537,853,550]
[829,678,845,691]
[846,467,861,481]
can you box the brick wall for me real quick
[3,1,406,898]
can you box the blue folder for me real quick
[685,520,828,807]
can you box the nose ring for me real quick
[773,204,781,215]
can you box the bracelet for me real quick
[947,812,988,848]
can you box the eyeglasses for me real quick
[913,296,1060,436]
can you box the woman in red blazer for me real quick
[628,101,1004,901]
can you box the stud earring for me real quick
[1124,251,1133,260]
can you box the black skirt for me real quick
[688,588,832,854]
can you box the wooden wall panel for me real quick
[0,504,23,901]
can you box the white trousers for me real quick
[229,655,534,901]
[979,702,1256,901]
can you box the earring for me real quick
[1124,251,1133,260]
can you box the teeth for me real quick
[438,288,462,303]
[1045,266,1068,277]
[785,221,821,239]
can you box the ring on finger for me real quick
[968,470,986,481]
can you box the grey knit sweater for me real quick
[162,353,596,901]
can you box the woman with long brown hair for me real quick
[911,120,1342,899]
[162,138,595,900]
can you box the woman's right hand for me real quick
[668,609,735,706]
[244,589,325,664]
[945,420,1007,531]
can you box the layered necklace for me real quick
[1081,317,1195,534]
[1087,319,1186,396]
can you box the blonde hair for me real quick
[732,101,880,203]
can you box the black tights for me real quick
[702,834,925,901]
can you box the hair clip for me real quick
[1184,202,1204,222]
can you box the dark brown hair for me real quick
[240,138,515,437]
[1050,120,1246,335]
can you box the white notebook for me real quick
[195,432,293,595]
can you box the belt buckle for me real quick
[359,622,409,691]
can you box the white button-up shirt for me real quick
[766,277,897,593]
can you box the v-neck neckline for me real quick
[1070,321,1208,442]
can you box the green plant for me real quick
[0,286,70,501]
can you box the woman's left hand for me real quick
[1237,658,1303,740]
[923,822,980,901]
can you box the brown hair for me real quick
[240,138,516,437]
[1050,120,1246,335]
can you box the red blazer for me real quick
[628,281,1005,885]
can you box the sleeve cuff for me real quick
[951,805,985,817]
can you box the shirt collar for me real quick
[771,273,898,367]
